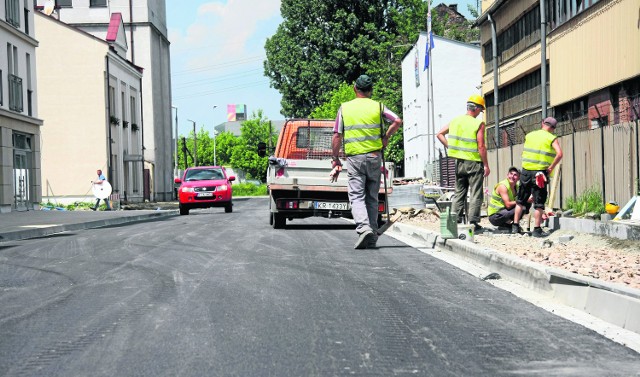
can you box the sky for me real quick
[167,0,480,137]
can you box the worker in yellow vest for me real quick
[512,117,563,237]
[436,94,490,231]
[332,75,402,249]
[488,167,531,229]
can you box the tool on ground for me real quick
[377,103,394,236]
[377,148,394,235]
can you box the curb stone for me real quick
[0,211,179,242]
[388,222,640,335]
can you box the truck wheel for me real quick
[273,213,286,229]
[225,202,233,213]
[179,204,190,216]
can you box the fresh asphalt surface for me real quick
[1,198,639,376]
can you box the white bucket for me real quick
[457,224,474,243]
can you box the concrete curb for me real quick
[0,211,179,242]
[388,222,640,335]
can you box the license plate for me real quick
[315,201,350,210]
[197,192,214,197]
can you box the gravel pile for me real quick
[398,211,640,290]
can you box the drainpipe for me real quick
[540,0,547,118]
[129,0,135,64]
[139,76,145,200]
[106,56,113,184]
[488,14,499,175]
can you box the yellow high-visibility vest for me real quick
[342,98,383,156]
[522,129,557,170]
[448,115,482,162]
[488,179,517,216]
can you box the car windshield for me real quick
[185,168,224,181]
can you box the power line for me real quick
[172,55,266,76]
[173,68,264,90]
[172,80,271,101]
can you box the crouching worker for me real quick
[488,167,530,230]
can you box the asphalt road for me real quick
[1,198,639,376]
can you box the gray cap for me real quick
[355,75,373,91]
[543,117,558,128]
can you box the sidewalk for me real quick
[386,222,640,337]
[0,209,178,242]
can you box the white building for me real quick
[401,33,481,179]
[0,0,42,212]
[36,0,173,201]
[35,11,143,205]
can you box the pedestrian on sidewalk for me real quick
[512,117,563,237]
[436,95,490,232]
[488,166,532,229]
[92,169,112,211]
[332,74,402,249]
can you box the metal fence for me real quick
[431,97,640,210]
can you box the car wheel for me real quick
[179,204,189,216]
[225,202,233,213]
[273,213,285,229]
[269,212,274,225]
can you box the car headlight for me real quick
[181,187,195,193]
[218,184,228,191]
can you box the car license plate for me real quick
[315,201,350,210]
[197,192,214,197]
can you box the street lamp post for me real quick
[212,105,218,166]
[171,106,178,176]
[188,119,197,167]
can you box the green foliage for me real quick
[41,201,95,211]
[232,183,268,196]
[229,110,277,180]
[310,82,355,119]
[564,186,606,216]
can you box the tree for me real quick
[230,110,276,181]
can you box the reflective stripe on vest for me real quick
[342,98,383,156]
[448,115,482,162]
[488,179,516,216]
[522,129,557,170]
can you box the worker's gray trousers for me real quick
[347,152,382,235]
[452,159,484,224]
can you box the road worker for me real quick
[488,167,532,229]
[332,74,402,249]
[512,117,563,237]
[436,94,490,232]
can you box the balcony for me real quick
[9,74,23,113]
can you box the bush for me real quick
[41,201,96,211]
[233,183,268,196]
[564,186,605,216]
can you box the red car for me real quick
[175,166,235,215]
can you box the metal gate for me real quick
[13,150,30,211]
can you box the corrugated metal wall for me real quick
[488,121,639,209]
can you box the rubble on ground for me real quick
[396,208,640,290]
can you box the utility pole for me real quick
[188,119,197,167]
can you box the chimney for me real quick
[450,4,458,12]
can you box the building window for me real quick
[0,70,3,107]
[6,0,21,28]
[56,0,73,7]
[90,0,107,6]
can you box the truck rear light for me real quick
[378,202,385,213]
[277,199,298,209]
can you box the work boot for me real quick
[354,231,374,249]
[511,223,523,234]
[532,227,550,238]
[368,234,379,248]
[470,222,483,233]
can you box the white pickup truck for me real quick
[261,119,393,229]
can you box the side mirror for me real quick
[257,142,267,157]
[174,177,182,184]
[228,176,236,182]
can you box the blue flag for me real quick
[424,6,434,71]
